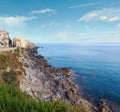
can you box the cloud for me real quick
[78,8,120,22]
[100,16,108,21]
[108,16,120,22]
[70,3,98,8]
[30,8,56,15]
[0,15,37,28]
[117,24,120,28]
[56,31,89,41]
[0,15,37,26]
[0,8,56,27]
[39,22,60,29]
[78,13,97,22]
[56,31,110,43]
[57,31,71,39]
[57,31,79,39]
[104,30,120,36]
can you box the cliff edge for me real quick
[18,46,112,112]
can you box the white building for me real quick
[13,37,26,48]
[0,30,11,48]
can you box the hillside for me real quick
[0,47,112,112]
[0,50,24,84]
[0,50,86,112]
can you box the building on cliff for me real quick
[0,30,35,49]
[13,37,35,49]
[0,30,12,48]
[13,37,26,48]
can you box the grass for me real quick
[0,52,20,69]
[0,51,87,112]
[0,51,24,73]
[0,84,85,112]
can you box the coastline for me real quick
[18,46,114,112]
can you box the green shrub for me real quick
[2,70,18,86]
[14,48,20,57]
[0,55,6,62]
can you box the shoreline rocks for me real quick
[19,47,112,112]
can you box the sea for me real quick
[37,43,120,105]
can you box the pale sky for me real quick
[0,0,120,44]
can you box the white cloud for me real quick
[40,22,60,29]
[117,24,120,28]
[108,16,120,22]
[78,13,97,22]
[70,3,98,8]
[56,31,111,43]
[56,31,89,41]
[104,30,120,36]
[55,30,120,43]
[0,15,37,29]
[79,8,120,22]
[30,8,56,15]
[57,31,72,39]
[57,31,79,39]
[0,15,36,25]
[100,16,108,21]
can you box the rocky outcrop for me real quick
[18,47,112,112]
[99,100,120,112]
[98,100,112,112]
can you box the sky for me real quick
[0,0,120,44]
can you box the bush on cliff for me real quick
[14,48,20,57]
[2,70,18,86]
[0,52,23,70]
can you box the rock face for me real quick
[19,47,112,112]
[99,100,112,112]
[99,100,120,112]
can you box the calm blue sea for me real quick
[37,43,120,105]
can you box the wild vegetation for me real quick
[0,51,86,112]
[0,84,85,112]
[2,70,19,86]
[0,51,22,70]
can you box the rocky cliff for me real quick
[17,46,113,112]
